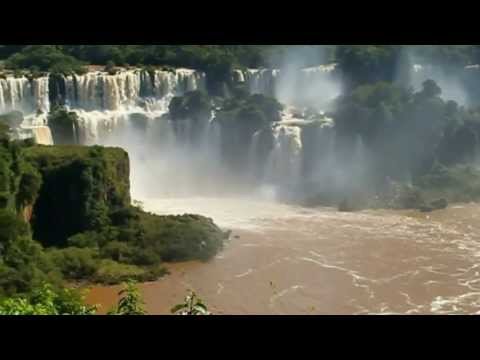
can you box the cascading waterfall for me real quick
[243,69,280,97]
[238,64,340,109]
[62,68,206,145]
[0,76,50,114]
[0,65,345,198]
[0,65,345,199]
[264,123,303,188]
[31,126,54,145]
[0,76,52,145]
[63,68,206,113]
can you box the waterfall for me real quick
[264,123,303,188]
[0,65,344,199]
[0,76,50,114]
[31,126,53,145]
[60,68,206,113]
[244,69,280,97]
[239,64,340,109]
[32,77,51,114]
[12,125,53,145]
[232,70,245,83]
[62,68,206,144]
[247,130,263,181]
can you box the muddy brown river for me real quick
[86,197,480,315]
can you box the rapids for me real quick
[88,198,480,315]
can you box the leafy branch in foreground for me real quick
[171,290,210,315]
[0,281,212,316]
[107,281,146,315]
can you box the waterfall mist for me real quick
[273,46,342,111]
[398,51,474,106]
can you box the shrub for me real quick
[67,231,102,248]
[47,247,99,280]
[0,283,97,315]
[105,61,117,76]
[129,247,161,266]
[169,91,212,121]
[140,213,227,262]
[5,45,85,73]
[16,163,42,208]
[100,241,134,263]
[93,260,147,285]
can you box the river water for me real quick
[87,197,480,315]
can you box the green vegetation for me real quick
[171,290,210,315]
[0,281,212,316]
[0,131,228,300]
[93,260,167,285]
[0,111,24,129]
[47,107,80,145]
[336,45,402,88]
[169,91,212,121]
[3,45,86,74]
[24,144,131,247]
[0,45,285,83]
[333,79,480,182]
[107,281,146,315]
[212,93,283,170]
[0,281,144,316]
[296,76,480,211]
[139,212,226,262]
[415,163,480,203]
[0,284,96,315]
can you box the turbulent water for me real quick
[88,198,480,315]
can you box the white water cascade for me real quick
[65,68,206,145]
[0,76,50,114]
[0,66,339,199]
[236,64,341,110]
[63,68,205,112]
[0,76,52,145]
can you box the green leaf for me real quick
[170,304,186,314]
